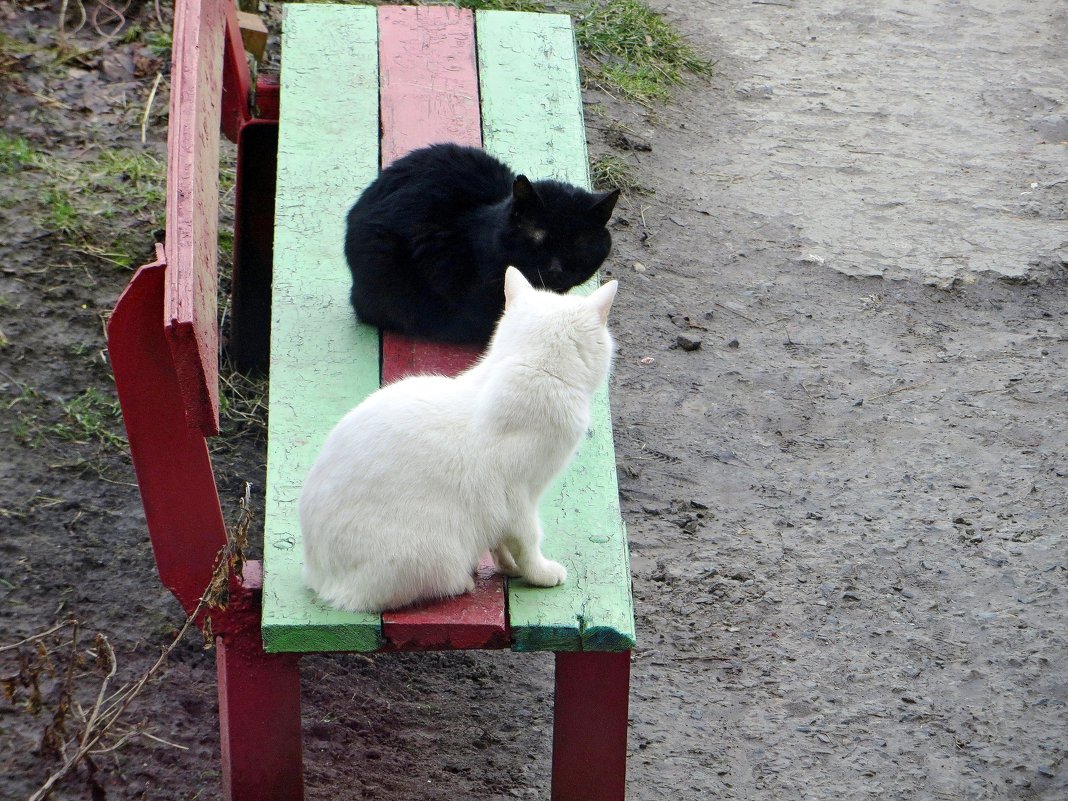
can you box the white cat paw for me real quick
[465,575,476,593]
[525,560,567,588]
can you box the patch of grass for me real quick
[0,31,35,76]
[10,386,46,448]
[145,30,173,59]
[75,243,136,269]
[92,151,165,210]
[590,153,646,194]
[10,385,125,451]
[0,132,36,173]
[119,23,172,58]
[45,188,79,232]
[52,388,126,449]
[219,227,235,258]
[28,147,165,262]
[572,0,713,103]
[457,0,548,10]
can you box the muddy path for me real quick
[2,0,1066,799]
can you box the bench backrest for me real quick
[108,0,252,613]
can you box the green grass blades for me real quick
[590,152,646,194]
[12,386,125,451]
[572,0,712,102]
[458,0,548,10]
[0,132,35,173]
[10,142,164,266]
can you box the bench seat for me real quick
[261,4,635,656]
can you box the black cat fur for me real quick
[344,143,620,344]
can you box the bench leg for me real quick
[552,651,630,801]
[217,631,303,801]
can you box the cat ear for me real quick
[588,188,620,227]
[586,279,619,325]
[504,266,534,307]
[512,176,542,212]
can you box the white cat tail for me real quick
[504,265,534,307]
[586,279,619,324]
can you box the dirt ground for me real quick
[2,0,1066,799]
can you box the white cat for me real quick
[300,267,618,613]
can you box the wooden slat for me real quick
[477,10,636,652]
[261,4,383,653]
[375,5,508,649]
[163,0,225,436]
[377,4,482,164]
[381,339,483,386]
[383,555,508,650]
[377,3,484,388]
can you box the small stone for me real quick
[677,334,702,351]
[842,591,862,602]
[690,499,710,510]
[1038,766,1056,778]
[727,338,740,349]
[669,216,687,226]
[640,356,655,365]
[633,261,647,273]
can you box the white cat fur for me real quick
[300,267,618,613]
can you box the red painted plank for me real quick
[377,4,482,165]
[375,6,506,649]
[164,0,224,437]
[382,555,509,650]
[381,338,482,385]
[221,0,253,143]
[107,248,228,615]
[552,652,631,800]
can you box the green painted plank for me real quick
[261,4,382,653]
[476,11,636,652]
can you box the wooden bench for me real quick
[108,3,634,800]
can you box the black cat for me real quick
[344,143,620,344]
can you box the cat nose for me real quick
[548,258,563,274]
